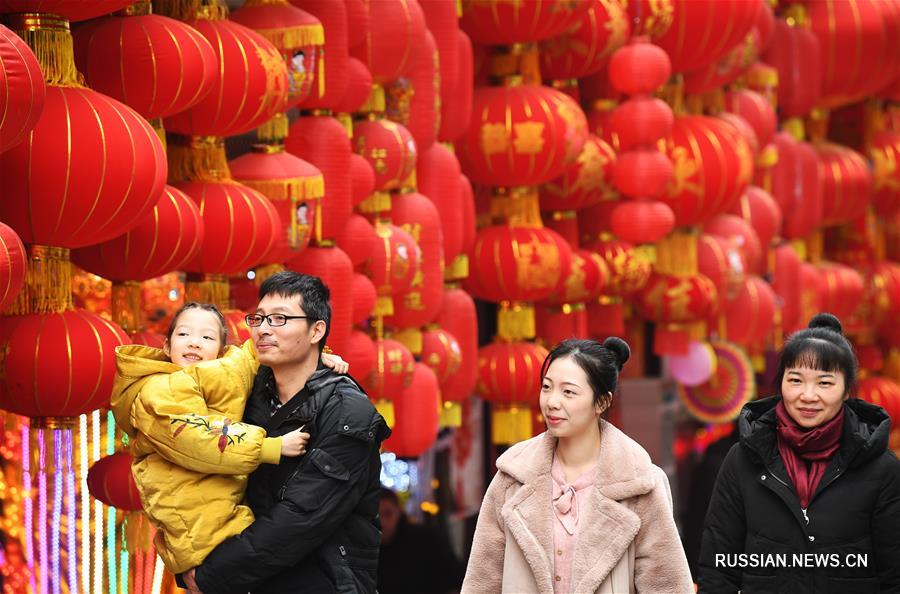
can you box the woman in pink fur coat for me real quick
[462,337,693,594]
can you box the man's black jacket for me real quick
[195,366,391,594]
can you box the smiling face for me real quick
[252,293,325,369]
[539,356,603,439]
[781,366,848,428]
[164,308,224,367]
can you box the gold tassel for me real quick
[153,0,228,20]
[184,274,230,309]
[784,3,809,28]
[489,44,541,86]
[657,74,685,116]
[439,401,462,428]
[654,230,698,277]
[375,400,395,428]
[336,113,354,138]
[251,22,324,51]
[490,187,543,228]
[359,84,386,115]
[121,1,153,16]
[254,264,285,285]
[497,302,536,342]
[148,119,167,152]
[8,245,73,315]
[6,14,84,88]
[256,112,290,145]
[111,281,145,334]
[491,405,533,446]
[444,254,469,282]
[166,135,232,183]
[375,295,394,317]
[391,328,423,356]
[241,171,324,202]
[318,46,326,99]
[806,109,829,143]
[359,191,393,215]
[782,117,806,142]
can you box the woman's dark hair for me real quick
[259,271,332,352]
[774,312,858,396]
[540,337,631,411]
[165,302,228,345]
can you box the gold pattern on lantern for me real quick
[669,146,702,197]
[515,239,560,291]
[9,246,73,315]
[481,123,511,155]
[642,0,675,38]
[513,122,546,154]
[872,147,899,192]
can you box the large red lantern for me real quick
[72,13,216,120]
[540,135,617,212]
[456,84,588,187]
[350,0,426,84]
[293,0,348,110]
[0,23,45,153]
[353,117,417,193]
[0,222,26,312]
[772,243,803,336]
[349,153,376,207]
[286,114,352,241]
[72,185,203,281]
[816,143,873,226]
[87,452,143,511]
[164,18,288,137]
[229,148,323,264]
[417,143,464,265]
[761,18,821,118]
[230,0,324,108]
[334,57,373,114]
[386,30,439,151]
[766,132,822,239]
[661,115,754,227]
[870,131,900,217]
[178,181,279,275]
[383,362,440,458]
[438,29,473,142]
[682,29,760,95]
[539,0,629,81]
[287,245,353,356]
[0,309,129,417]
[460,0,590,44]
[0,86,166,248]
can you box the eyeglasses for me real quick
[244,313,309,327]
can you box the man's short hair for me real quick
[259,271,331,351]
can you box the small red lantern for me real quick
[459,0,590,45]
[767,132,822,239]
[761,19,821,118]
[334,57,373,114]
[727,186,782,251]
[87,452,143,511]
[608,36,671,95]
[438,29,473,143]
[870,131,900,217]
[345,330,376,387]
[540,135,617,212]
[386,30,439,151]
[0,309,129,417]
[816,262,866,321]
[353,117,417,193]
[609,96,674,152]
[610,200,676,245]
[0,23,45,153]
[705,214,764,275]
[0,222,26,313]
[349,153,376,207]
[417,143,464,265]
[336,214,378,269]
[635,272,718,356]
[544,249,608,306]
[72,185,203,281]
[725,89,777,148]
[816,143,873,226]
[698,233,745,310]
[421,0,459,135]
[383,362,440,458]
[435,288,478,420]
[421,327,462,384]
[611,147,673,199]
[363,223,421,316]
[720,275,777,349]
[772,242,802,336]
[293,0,348,110]
[456,84,588,187]
[287,244,353,356]
[351,273,376,325]
[350,0,426,84]
[361,337,415,401]
[72,13,216,120]
[540,0,630,81]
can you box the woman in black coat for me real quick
[698,313,900,594]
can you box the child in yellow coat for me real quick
[110,302,346,575]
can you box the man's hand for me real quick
[280,428,310,457]
[321,352,349,375]
[184,568,203,593]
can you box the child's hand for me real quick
[281,428,310,457]
[322,351,349,375]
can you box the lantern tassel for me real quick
[391,328,423,356]
[153,0,229,20]
[6,14,84,88]
[250,22,324,50]
[8,245,73,315]
[497,302,536,342]
[374,400,395,428]
[112,281,145,334]
[166,135,232,183]
[256,113,290,145]
[184,274,230,310]
[444,254,469,282]
[439,401,463,428]
[491,406,533,446]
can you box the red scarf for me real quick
[775,400,844,508]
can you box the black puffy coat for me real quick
[195,366,391,594]
[698,396,900,594]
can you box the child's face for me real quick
[164,308,224,367]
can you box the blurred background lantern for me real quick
[816,142,873,226]
[336,214,378,270]
[459,0,590,45]
[434,287,478,426]
[351,273,377,326]
[417,143,465,270]
[364,222,421,317]
[761,13,822,118]
[350,0,426,85]
[767,131,823,239]
[385,30,440,152]
[540,135,617,212]
[438,29,473,142]
[539,0,630,81]
[0,222,26,313]
[293,0,348,110]
[382,363,440,458]
[360,337,416,427]
[869,130,900,217]
[287,244,353,356]
[87,452,143,512]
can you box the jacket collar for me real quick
[495,421,656,593]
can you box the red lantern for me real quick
[87,452,143,511]
[727,186,782,250]
[544,249,608,306]
[353,117,417,193]
[421,327,462,383]
[344,0,369,49]
[421,0,459,134]
[384,192,444,329]
[866,261,900,322]
[585,237,653,297]
[761,19,821,118]
[476,341,548,404]
[725,88,777,148]
[349,153,376,207]
[465,225,570,303]
[611,147,673,198]
[536,305,588,347]
[336,214,378,269]
[223,309,251,346]
[0,1,133,21]
[130,331,165,349]
[817,143,873,226]
[0,23,45,153]
[635,272,718,355]
[870,131,900,217]
[610,200,676,245]
[772,242,803,336]
[164,19,287,137]
[766,132,822,239]
[608,36,671,95]
[435,288,478,405]
[286,114,352,241]
[456,84,588,187]
[540,0,630,81]
[350,0,426,84]
[287,245,353,356]
[383,362,440,457]
[417,143,464,264]
[334,57,373,114]
[720,275,777,348]
[72,14,216,120]
[293,0,348,110]
[682,29,760,95]
[459,173,477,256]
[662,116,754,227]
[817,262,866,321]
[361,338,415,400]
[540,135,617,212]
[351,273,376,325]
[705,214,764,275]
[460,0,590,44]
[364,223,421,315]
[438,29,472,142]
[0,86,166,248]
[857,376,900,447]
[230,0,324,108]
[386,30,439,151]
[698,233,745,310]
[345,330,376,387]
[229,148,324,264]
[609,96,674,152]
[0,222,26,312]
[0,309,129,417]
[178,181,279,275]
[71,185,203,281]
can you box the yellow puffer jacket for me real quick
[110,340,282,574]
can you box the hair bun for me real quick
[602,337,631,371]
[808,312,843,335]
